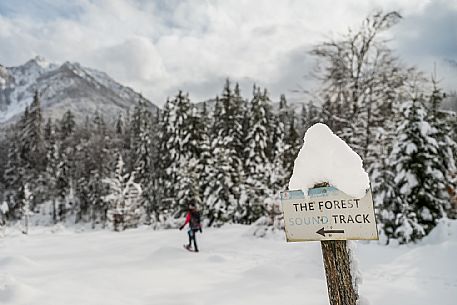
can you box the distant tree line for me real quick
[0,82,304,232]
[0,11,456,243]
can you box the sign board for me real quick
[281,186,378,242]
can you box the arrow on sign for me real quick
[316,228,345,237]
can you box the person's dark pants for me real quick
[187,229,199,251]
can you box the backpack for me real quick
[189,211,201,230]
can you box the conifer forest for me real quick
[1,11,456,244]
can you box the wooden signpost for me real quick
[281,182,378,305]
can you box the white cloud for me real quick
[90,36,168,83]
[0,0,455,105]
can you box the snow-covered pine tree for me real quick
[232,82,246,159]
[242,86,273,223]
[216,80,246,205]
[58,109,77,178]
[368,71,418,237]
[175,105,210,215]
[300,103,308,131]
[383,96,450,243]
[16,92,46,209]
[361,61,412,208]
[21,183,32,234]
[17,106,30,165]
[130,99,155,224]
[44,117,53,142]
[115,112,124,135]
[371,120,398,240]
[217,79,245,153]
[278,94,289,133]
[55,149,71,222]
[0,201,9,227]
[44,117,72,223]
[21,91,45,173]
[198,103,213,210]
[131,100,154,175]
[176,157,201,212]
[3,130,22,218]
[156,98,173,219]
[147,111,162,225]
[157,91,192,218]
[5,134,20,209]
[60,110,76,140]
[301,101,323,133]
[103,154,142,231]
[112,110,133,171]
[205,136,239,226]
[427,79,457,218]
[45,118,60,224]
[241,97,251,156]
[273,94,299,190]
[283,114,301,182]
[205,94,243,226]
[92,111,106,135]
[88,168,104,228]
[250,105,288,236]
[270,113,287,192]
[74,141,93,224]
[88,112,111,227]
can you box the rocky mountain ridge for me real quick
[0,56,158,126]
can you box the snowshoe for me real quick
[183,244,198,252]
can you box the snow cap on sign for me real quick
[288,123,370,198]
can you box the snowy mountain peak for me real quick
[0,64,10,88]
[28,55,53,69]
[0,58,158,125]
[20,56,56,76]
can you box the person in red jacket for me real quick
[180,203,202,252]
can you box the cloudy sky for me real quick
[1,0,456,106]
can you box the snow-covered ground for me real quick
[1,221,456,305]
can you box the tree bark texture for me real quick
[321,240,358,305]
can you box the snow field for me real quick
[1,222,456,305]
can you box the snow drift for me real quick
[288,123,370,197]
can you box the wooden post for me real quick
[315,183,357,305]
[321,240,357,305]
